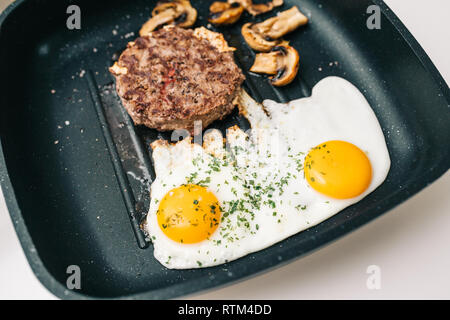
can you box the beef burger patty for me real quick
[110,26,245,133]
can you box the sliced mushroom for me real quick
[250,43,299,86]
[242,22,280,52]
[242,6,307,51]
[250,52,278,75]
[229,0,283,16]
[253,6,308,39]
[208,2,244,25]
[170,0,197,28]
[139,0,197,36]
[140,8,178,36]
[151,1,177,16]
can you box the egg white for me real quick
[146,76,391,269]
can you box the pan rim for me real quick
[0,0,449,300]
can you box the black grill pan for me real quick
[0,0,448,299]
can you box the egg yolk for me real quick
[304,140,372,199]
[157,184,221,244]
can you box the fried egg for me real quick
[145,76,390,269]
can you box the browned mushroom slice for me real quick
[152,1,178,16]
[171,0,197,28]
[241,6,307,51]
[139,0,197,36]
[247,0,283,16]
[229,0,283,16]
[209,2,244,25]
[250,44,299,86]
[249,51,278,75]
[140,7,178,36]
[229,0,252,9]
[242,22,280,52]
[253,6,308,39]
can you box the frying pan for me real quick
[0,0,449,299]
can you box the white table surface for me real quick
[0,0,449,300]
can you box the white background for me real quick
[0,0,449,300]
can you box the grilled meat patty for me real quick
[110,26,245,133]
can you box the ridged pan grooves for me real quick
[86,70,149,249]
[0,0,448,299]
